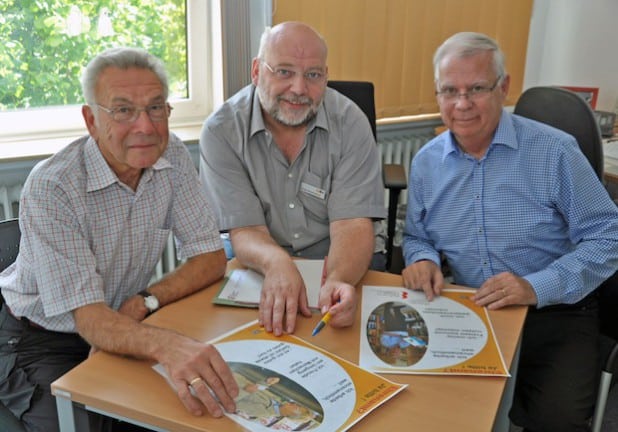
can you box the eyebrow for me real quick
[109,95,166,105]
[440,80,493,88]
[273,62,325,72]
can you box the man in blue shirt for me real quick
[402,32,618,431]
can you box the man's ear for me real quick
[82,105,98,139]
[499,74,511,98]
[250,57,260,86]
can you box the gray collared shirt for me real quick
[199,85,386,258]
[0,134,222,332]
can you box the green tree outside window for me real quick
[0,0,186,110]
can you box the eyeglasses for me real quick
[95,103,172,123]
[261,61,326,84]
[435,76,502,101]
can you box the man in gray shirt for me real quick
[200,22,385,336]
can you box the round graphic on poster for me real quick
[366,301,429,366]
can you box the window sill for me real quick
[0,124,203,162]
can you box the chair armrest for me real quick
[383,163,407,190]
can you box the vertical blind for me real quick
[273,0,533,120]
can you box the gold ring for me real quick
[502,289,507,297]
[189,376,202,387]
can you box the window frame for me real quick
[0,0,221,152]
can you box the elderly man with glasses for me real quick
[0,47,239,431]
[401,32,618,431]
[199,22,386,337]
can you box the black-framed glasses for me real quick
[261,60,326,84]
[435,76,502,101]
[95,103,172,123]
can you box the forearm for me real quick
[74,303,186,360]
[145,249,227,307]
[230,225,293,274]
[327,218,374,286]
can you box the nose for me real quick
[453,93,473,109]
[288,73,308,94]
[132,109,157,131]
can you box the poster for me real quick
[360,285,509,376]
[154,320,406,431]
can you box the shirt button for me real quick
[294,233,300,239]
[478,228,483,233]
[288,173,293,178]
[289,203,295,209]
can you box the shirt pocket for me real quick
[298,171,330,222]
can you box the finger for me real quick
[259,291,274,333]
[297,285,312,317]
[418,280,436,301]
[432,271,445,297]
[284,295,299,334]
[271,295,287,336]
[189,377,223,417]
[208,350,239,400]
[175,379,206,417]
[487,288,509,310]
[199,359,237,414]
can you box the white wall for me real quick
[524,0,618,112]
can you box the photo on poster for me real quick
[228,361,324,430]
[360,285,509,376]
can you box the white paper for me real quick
[217,260,324,309]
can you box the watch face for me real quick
[144,295,159,311]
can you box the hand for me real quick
[117,295,149,321]
[318,280,357,328]
[162,336,239,417]
[259,259,312,336]
[473,272,538,310]
[402,260,444,301]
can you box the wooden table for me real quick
[52,263,527,432]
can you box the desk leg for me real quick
[55,390,78,432]
[493,337,522,432]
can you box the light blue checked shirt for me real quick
[0,134,222,332]
[402,110,618,308]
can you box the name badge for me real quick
[300,182,326,200]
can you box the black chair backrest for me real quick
[327,80,377,139]
[0,218,20,273]
[514,86,604,181]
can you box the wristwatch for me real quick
[138,290,160,315]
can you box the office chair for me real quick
[0,218,27,431]
[514,86,604,180]
[326,81,407,273]
[514,87,617,432]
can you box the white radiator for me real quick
[0,131,433,277]
[377,132,434,205]
[377,132,433,246]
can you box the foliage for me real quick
[0,0,186,110]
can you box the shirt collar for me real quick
[85,136,172,192]
[249,85,328,139]
[442,109,518,161]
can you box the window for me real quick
[0,0,220,148]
